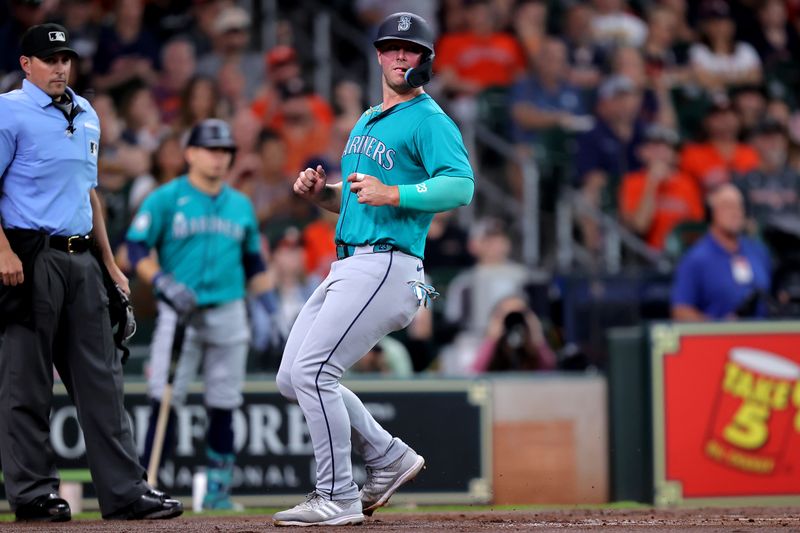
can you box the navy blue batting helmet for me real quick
[187,119,237,151]
[373,12,435,88]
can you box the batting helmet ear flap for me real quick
[404,51,434,88]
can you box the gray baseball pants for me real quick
[276,248,422,500]
[148,300,249,409]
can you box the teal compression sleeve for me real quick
[397,175,474,213]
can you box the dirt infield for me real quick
[3,506,799,532]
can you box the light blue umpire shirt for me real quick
[0,79,100,236]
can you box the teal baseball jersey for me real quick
[337,93,473,259]
[127,176,261,306]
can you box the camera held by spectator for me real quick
[472,295,556,373]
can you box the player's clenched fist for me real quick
[294,165,328,198]
[347,172,400,207]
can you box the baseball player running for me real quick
[126,119,275,510]
[273,12,474,527]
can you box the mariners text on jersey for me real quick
[342,135,396,170]
[337,93,473,259]
[126,175,261,306]
[171,212,246,240]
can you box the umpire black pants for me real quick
[0,246,147,514]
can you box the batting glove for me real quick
[153,272,197,317]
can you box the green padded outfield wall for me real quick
[607,326,653,502]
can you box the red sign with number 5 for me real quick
[653,325,800,503]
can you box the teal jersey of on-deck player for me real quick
[126,175,261,306]
[337,93,473,259]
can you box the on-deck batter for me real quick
[272,12,474,527]
[126,119,275,510]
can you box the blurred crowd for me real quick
[2,0,800,376]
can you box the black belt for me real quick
[336,243,396,260]
[48,234,93,254]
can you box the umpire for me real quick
[0,24,182,521]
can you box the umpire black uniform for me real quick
[0,24,182,521]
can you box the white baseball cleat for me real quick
[272,492,364,527]
[361,448,425,516]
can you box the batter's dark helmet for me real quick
[373,12,435,88]
[187,119,237,152]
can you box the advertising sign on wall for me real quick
[0,379,492,508]
[650,322,800,505]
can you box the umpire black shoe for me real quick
[103,489,183,520]
[15,493,71,522]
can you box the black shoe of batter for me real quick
[104,489,183,520]
[15,493,71,522]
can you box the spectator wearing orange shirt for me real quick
[435,0,526,98]
[250,46,302,129]
[680,99,760,192]
[270,81,334,176]
[620,125,704,249]
[302,210,338,278]
[298,114,355,279]
[250,47,334,175]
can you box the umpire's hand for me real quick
[0,247,23,286]
[105,259,131,296]
[154,273,197,318]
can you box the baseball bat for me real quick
[147,315,188,487]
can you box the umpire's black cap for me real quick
[373,12,434,56]
[187,119,237,152]
[20,23,78,59]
